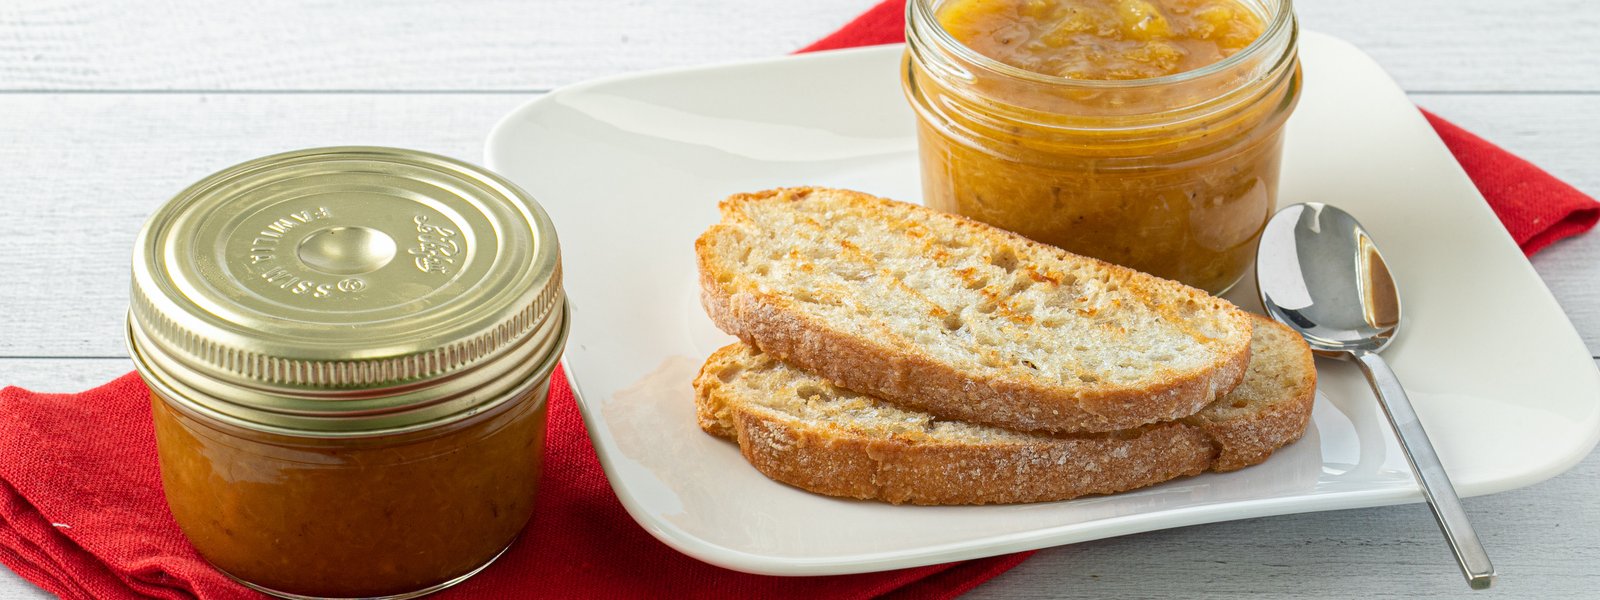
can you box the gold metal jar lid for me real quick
[128,147,565,437]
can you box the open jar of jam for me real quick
[904,0,1302,293]
[127,147,567,599]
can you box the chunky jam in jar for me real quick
[128,147,566,599]
[151,388,547,598]
[905,0,1301,292]
[939,0,1264,80]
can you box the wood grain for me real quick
[0,1,1596,92]
[0,359,130,393]
[0,0,869,92]
[0,93,528,357]
[0,570,44,600]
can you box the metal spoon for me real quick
[1256,202,1496,589]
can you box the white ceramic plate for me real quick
[485,33,1600,576]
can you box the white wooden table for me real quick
[2,1,1596,597]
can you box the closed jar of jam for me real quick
[904,0,1302,293]
[127,147,567,599]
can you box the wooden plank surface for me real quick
[0,1,1596,92]
[0,359,130,393]
[0,93,528,358]
[0,0,868,91]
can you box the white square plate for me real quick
[485,33,1600,575]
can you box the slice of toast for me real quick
[696,187,1253,433]
[693,315,1315,505]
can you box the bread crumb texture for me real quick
[696,187,1254,433]
[693,315,1314,505]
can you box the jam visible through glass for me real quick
[937,0,1265,79]
[152,390,546,599]
[907,0,1297,293]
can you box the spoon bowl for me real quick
[1257,202,1400,356]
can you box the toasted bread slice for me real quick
[693,315,1315,505]
[696,187,1253,433]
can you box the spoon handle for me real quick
[1353,350,1496,589]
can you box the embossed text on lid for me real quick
[128,147,565,435]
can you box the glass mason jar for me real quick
[127,147,567,600]
[903,0,1302,293]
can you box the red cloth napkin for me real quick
[0,372,1028,600]
[2,2,1596,599]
